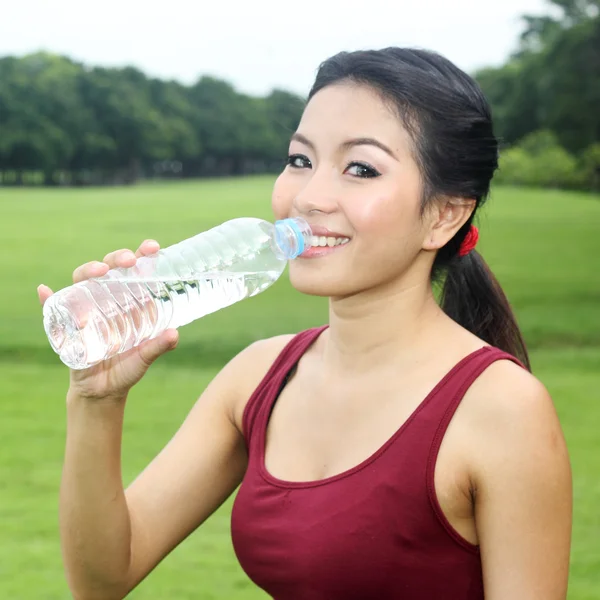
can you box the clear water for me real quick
[41,216,310,370]
[43,270,280,370]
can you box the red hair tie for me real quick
[458,225,479,257]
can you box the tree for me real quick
[475,0,599,155]
[0,54,79,176]
[0,52,306,183]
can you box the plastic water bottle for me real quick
[43,217,312,370]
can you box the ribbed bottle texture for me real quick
[43,217,310,370]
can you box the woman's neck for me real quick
[323,277,446,376]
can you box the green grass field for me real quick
[1,177,599,599]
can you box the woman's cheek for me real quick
[348,192,426,255]
[348,194,406,235]
[271,173,292,219]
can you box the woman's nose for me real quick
[292,169,339,216]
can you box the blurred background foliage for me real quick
[1,0,598,191]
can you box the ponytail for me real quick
[440,250,531,371]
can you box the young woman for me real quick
[38,48,572,599]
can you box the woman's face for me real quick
[272,82,430,299]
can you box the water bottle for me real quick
[43,217,312,370]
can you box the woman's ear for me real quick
[422,198,476,251]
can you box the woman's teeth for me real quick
[308,235,350,248]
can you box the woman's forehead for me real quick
[299,83,410,146]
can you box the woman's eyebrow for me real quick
[340,137,398,160]
[290,132,315,151]
[291,132,398,161]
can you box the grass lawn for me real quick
[0,177,598,598]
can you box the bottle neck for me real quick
[274,217,312,259]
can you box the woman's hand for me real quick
[38,239,179,402]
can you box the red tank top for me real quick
[231,326,524,599]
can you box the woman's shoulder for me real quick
[226,332,301,430]
[459,352,569,490]
[465,353,553,426]
[237,333,299,376]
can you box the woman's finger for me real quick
[37,284,54,306]
[72,261,110,284]
[137,329,179,366]
[102,249,138,269]
[135,239,160,258]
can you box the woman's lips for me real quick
[300,238,351,259]
[296,223,352,259]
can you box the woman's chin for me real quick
[288,271,356,298]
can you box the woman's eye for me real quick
[286,154,312,169]
[345,162,381,179]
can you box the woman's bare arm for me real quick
[60,335,292,600]
[469,362,572,600]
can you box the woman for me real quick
[38,48,572,599]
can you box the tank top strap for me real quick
[242,326,328,447]
[424,345,526,542]
[427,346,525,453]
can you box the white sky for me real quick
[0,0,554,97]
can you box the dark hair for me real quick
[308,48,530,370]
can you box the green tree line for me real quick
[474,0,600,191]
[0,0,598,189]
[0,55,305,185]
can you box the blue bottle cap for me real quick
[274,217,312,259]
